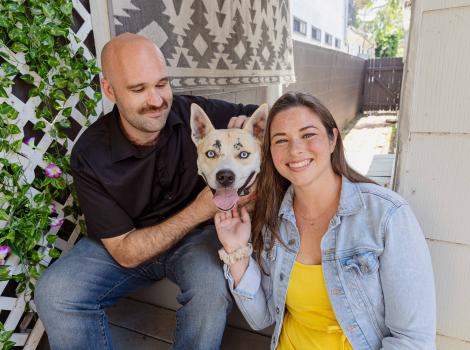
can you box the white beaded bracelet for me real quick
[218,243,253,266]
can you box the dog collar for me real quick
[237,171,256,196]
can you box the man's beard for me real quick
[125,100,171,134]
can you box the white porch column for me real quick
[266,83,283,106]
[90,0,114,114]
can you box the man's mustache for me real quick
[139,102,168,114]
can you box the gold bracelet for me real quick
[218,243,253,265]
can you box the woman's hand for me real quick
[215,206,251,252]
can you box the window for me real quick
[311,26,321,41]
[325,33,333,46]
[335,38,341,48]
[293,17,307,35]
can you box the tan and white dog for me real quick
[190,103,268,211]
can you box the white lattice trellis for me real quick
[0,0,101,348]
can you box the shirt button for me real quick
[280,273,284,281]
[275,306,280,314]
[288,239,295,245]
[331,288,343,295]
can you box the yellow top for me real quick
[277,261,352,350]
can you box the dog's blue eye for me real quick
[239,151,250,159]
[206,150,216,158]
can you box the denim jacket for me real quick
[224,177,436,350]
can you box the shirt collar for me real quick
[278,176,366,220]
[336,176,366,215]
[108,105,183,163]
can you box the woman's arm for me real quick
[215,207,276,330]
[379,204,436,350]
[224,256,276,330]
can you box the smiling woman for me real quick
[253,92,373,250]
[270,106,338,190]
[214,92,436,350]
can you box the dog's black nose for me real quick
[216,170,235,187]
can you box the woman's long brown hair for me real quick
[252,92,375,268]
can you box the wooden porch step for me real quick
[109,324,171,349]
[37,273,273,349]
[107,298,271,349]
[38,297,271,349]
[366,154,396,188]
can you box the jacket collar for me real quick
[279,176,366,221]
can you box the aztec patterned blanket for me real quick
[111,0,296,90]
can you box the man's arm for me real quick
[102,187,217,268]
[71,150,218,268]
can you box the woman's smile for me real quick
[286,158,313,170]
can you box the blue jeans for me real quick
[35,225,232,350]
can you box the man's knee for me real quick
[35,266,63,316]
[35,261,90,315]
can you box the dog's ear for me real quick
[243,103,268,142]
[190,103,215,144]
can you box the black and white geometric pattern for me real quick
[111,0,296,90]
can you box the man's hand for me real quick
[189,186,218,221]
[215,206,251,253]
[228,115,247,129]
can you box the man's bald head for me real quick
[99,33,173,145]
[101,33,165,84]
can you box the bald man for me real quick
[35,33,258,350]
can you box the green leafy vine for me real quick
[0,1,101,347]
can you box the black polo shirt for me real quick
[70,95,258,239]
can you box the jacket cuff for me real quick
[223,257,261,299]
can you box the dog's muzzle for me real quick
[201,171,257,211]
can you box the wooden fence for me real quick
[363,57,404,112]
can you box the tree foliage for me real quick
[353,0,405,58]
[372,0,404,57]
[349,0,374,27]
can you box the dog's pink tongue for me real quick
[213,188,240,211]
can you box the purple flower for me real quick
[45,163,62,178]
[0,246,11,265]
[23,137,35,147]
[50,217,64,228]
[49,203,57,214]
